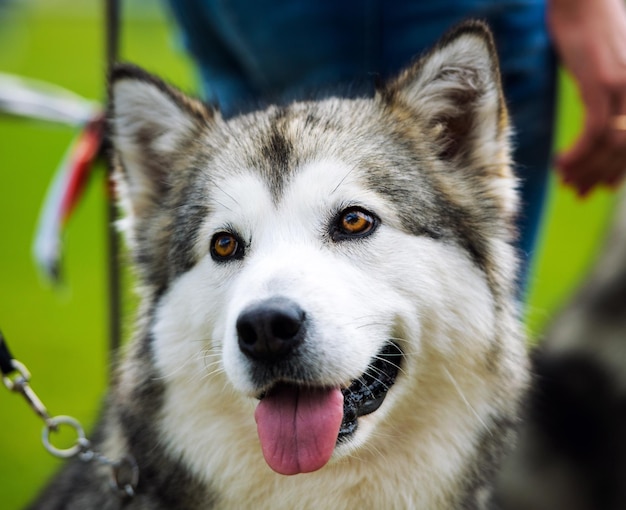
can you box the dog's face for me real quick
[110,22,521,479]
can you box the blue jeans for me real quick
[167,0,556,285]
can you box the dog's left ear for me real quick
[108,64,214,222]
[382,20,509,167]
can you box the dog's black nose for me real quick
[237,298,306,362]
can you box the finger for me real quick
[558,89,613,194]
[602,93,626,187]
[556,131,595,183]
[602,147,626,188]
[577,131,626,195]
[568,120,626,196]
[600,141,626,188]
[558,137,608,195]
[606,167,626,189]
[561,137,610,196]
[557,87,610,176]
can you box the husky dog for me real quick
[30,21,528,509]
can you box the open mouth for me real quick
[254,342,403,475]
[338,342,403,440]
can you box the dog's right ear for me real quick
[381,21,509,168]
[108,64,214,222]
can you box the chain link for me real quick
[3,354,138,498]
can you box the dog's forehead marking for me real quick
[203,157,396,240]
[281,158,394,214]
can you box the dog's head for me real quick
[110,21,523,477]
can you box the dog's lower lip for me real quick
[339,342,403,440]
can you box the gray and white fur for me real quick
[29,21,528,510]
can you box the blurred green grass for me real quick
[0,2,195,508]
[0,1,616,508]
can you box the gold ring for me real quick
[612,115,626,131]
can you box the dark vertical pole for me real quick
[105,0,122,359]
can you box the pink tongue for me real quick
[255,385,344,475]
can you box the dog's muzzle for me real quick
[236,298,403,475]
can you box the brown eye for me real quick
[332,207,378,241]
[341,209,373,234]
[211,232,243,261]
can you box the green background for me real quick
[0,1,617,508]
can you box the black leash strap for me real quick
[0,330,15,376]
[105,0,122,356]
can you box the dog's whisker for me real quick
[367,427,400,441]
[371,355,407,377]
[200,358,223,372]
[214,182,241,208]
[150,348,224,383]
[354,321,388,331]
[199,351,225,378]
[197,351,221,363]
[361,440,386,460]
[199,367,225,381]
[356,369,391,393]
[212,199,235,213]
[331,166,357,195]
[197,351,221,361]
[198,355,225,377]
[443,367,492,437]
[151,352,203,381]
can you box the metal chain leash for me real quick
[1,330,138,499]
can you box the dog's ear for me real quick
[108,64,214,222]
[382,20,510,168]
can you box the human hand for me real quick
[548,0,626,197]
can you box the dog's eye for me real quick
[332,207,378,240]
[211,232,243,261]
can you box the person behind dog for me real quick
[164,0,626,284]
